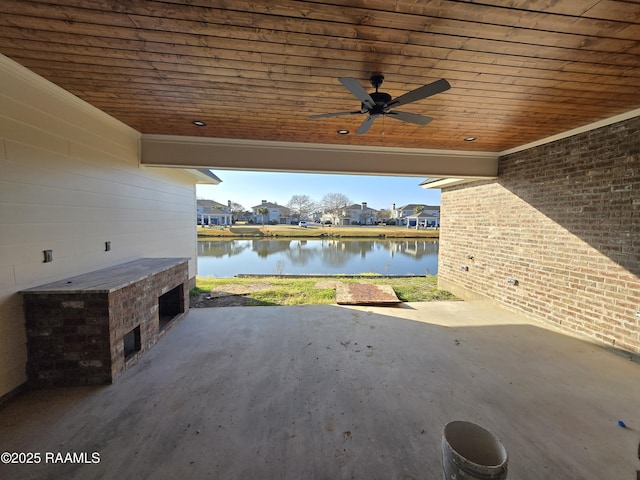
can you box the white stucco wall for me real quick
[0,55,198,397]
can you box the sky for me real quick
[196,170,441,211]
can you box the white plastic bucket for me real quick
[441,420,508,479]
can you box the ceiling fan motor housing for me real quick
[365,75,392,114]
[365,92,392,114]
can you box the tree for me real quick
[230,202,244,214]
[413,205,425,229]
[257,206,269,226]
[321,193,351,224]
[286,194,316,220]
[377,208,391,223]
[229,202,245,223]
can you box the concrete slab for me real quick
[336,283,402,305]
[1,301,639,479]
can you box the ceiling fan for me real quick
[308,75,451,135]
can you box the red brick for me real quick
[440,116,640,354]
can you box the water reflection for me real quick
[198,238,439,277]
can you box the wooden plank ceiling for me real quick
[1,0,639,152]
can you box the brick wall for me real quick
[439,116,640,353]
[24,293,112,386]
[108,263,188,379]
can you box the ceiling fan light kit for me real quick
[309,75,450,135]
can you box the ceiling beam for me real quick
[140,135,498,178]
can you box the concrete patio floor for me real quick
[1,300,639,479]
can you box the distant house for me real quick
[251,200,291,224]
[197,199,233,226]
[406,212,440,228]
[391,203,440,226]
[323,202,378,225]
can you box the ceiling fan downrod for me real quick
[367,75,392,114]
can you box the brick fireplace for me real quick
[22,258,189,387]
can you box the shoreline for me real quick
[197,224,439,239]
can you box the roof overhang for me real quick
[420,177,493,189]
[184,169,222,184]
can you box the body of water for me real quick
[197,238,439,277]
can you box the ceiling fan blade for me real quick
[308,111,361,119]
[386,110,433,125]
[339,77,375,110]
[356,115,377,135]
[385,79,451,109]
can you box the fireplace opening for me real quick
[159,284,184,330]
[124,326,141,361]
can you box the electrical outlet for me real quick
[636,311,640,319]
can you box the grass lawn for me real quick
[197,224,439,239]
[191,276,456,306]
